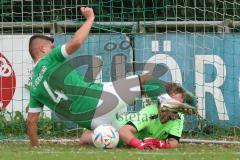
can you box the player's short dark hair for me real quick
[29,34,54,60]
[165,83,185,96]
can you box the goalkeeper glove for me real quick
[128,137,156,150]
[143,137,172,149]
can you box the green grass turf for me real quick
[0,143,239,160]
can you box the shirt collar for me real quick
[33,59,41,68]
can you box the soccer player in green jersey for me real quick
[27,7,97,147]
[27,7,160,147]
[79,83,185,150]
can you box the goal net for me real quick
[0,0,240,143]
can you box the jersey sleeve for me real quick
[167,114,184,138]
[49,45,69,62]
[125,104,158,132]
[29,95,44,113]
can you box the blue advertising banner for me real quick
[134,33,240,126]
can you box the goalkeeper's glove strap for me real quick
[128,137,142,148]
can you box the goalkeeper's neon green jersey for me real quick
[29,45,103,128]
[118,104,184,140]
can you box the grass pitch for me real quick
[0,143,239,160]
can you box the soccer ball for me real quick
[92,125,119,149]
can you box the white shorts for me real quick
[91,75,141,130]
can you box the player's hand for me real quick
[144,137,172,149]
[128,137,157,150]
[137,141,157,150]
[81,7,95,21]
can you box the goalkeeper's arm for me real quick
[119,124,172,149]
[119,124,137,145]
[119,124,155,150]
[27,112,40,147]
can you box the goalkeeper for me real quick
[118,83,186,150]
[79,83,197,150]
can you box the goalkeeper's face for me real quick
[158,93,184,124]
[170,93,184,103]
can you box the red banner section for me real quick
[0,52,16,111]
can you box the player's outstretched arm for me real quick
[65,7,95,55]
[27,112,40,147]
[119,125,156,150]
[119,125,137,144]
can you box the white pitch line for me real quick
[35,151,115,154]
[134,152,240,155]
[33,151,240,155]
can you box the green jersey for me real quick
[118,104,184,140]
[29,45,103,128]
